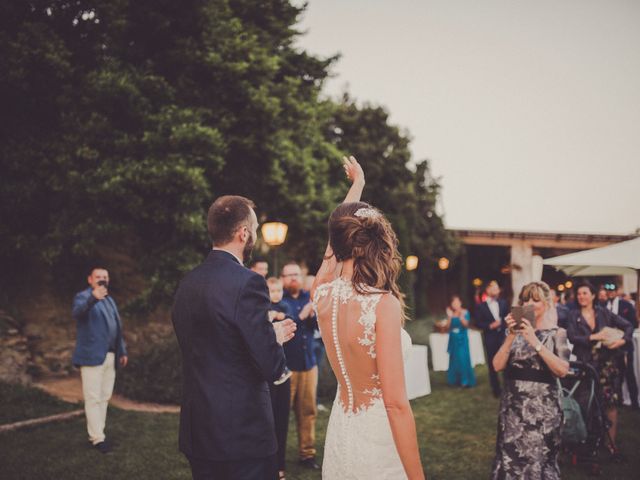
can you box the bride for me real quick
[311,156,425,479]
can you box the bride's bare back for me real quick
[314,277,388,415]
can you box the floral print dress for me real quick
[491,328,570,480]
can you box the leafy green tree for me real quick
[323,97,459,316]
[0,0,342,308]
[0,1,454,318]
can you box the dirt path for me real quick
[35,376,180,414]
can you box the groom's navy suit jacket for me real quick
[172,250,287,461]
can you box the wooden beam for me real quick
[458,236,616,250]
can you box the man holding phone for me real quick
[72,267,128,453]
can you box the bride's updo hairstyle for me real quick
[329,201,407,322]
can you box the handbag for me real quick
[599,326,624,347]
[557,378,591,444]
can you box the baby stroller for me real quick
[558,360,612,476]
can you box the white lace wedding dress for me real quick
[314,277,412,480]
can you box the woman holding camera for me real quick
[566,281,633,459]
[491,281,570,480]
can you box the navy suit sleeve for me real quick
[72,291,98,321]
[500,300,509,320]
[474,305,491,331]
[235,274,287,383]
[620,300,638,327]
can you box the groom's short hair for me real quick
[208,195,255,246]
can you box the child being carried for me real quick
[267,276,293,385]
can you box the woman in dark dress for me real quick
[566,281,633,459]
[491,281,570,480]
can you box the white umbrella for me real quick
[543,237,640,276]
[543,237,640,319]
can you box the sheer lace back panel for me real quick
[314,277,387,415]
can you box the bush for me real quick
[116,334,343,405]
[115,336,182,404]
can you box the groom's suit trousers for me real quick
[187,454,277,480]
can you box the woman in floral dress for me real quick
[491,282,570,479]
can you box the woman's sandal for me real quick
[278,472,286,480]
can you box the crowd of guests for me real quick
[439,278,638,477]
[248,258,324,480]
[70,258,637,478]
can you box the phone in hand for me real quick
[511,305,535,328]
[97,280,108,287]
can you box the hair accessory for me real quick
[354,207,379,219]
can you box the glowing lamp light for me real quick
[406,255,419,271]
[261,222,288,246]
[438,257,450,270]
[557,284,566,292]
[472,278,483,287]
[565,280,573,289]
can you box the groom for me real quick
[172,195,296,480]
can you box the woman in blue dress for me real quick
[446,295,477,387]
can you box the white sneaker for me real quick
[317,403,328,412]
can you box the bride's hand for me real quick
[343,156,365,186]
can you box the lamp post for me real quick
[405,256,419,314]
[261,222,288,275]
[439,257,450,308]
[406,255,419,271]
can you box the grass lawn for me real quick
[0,381,79,425]
[2,367,640,479]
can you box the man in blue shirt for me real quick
[281,261,320,470]
[72,267,128,454]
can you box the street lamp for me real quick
[261,222,288,274]
[406,255,419,271]
[438,257,450,271]
[438,257,450,308]
[405,255,419,313]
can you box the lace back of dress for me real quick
[315,278,385,415]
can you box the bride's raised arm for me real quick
[311,156,365,298]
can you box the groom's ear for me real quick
[238,226,248,242]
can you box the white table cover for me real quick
[429,330,486,372]
[405,344,431,399]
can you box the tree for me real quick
[0,1,455,318]
[323,97,459,316]
[0,0,342,308]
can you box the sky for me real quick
[294,0,640,235]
